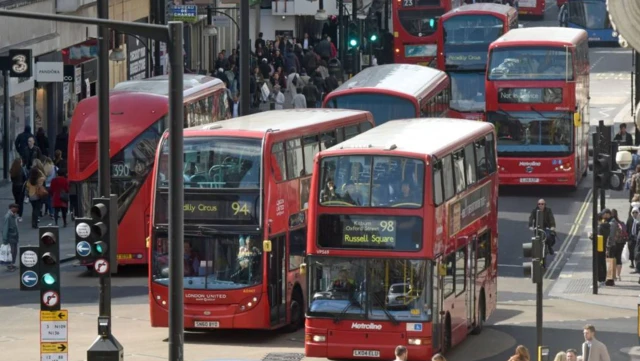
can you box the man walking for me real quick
[394,346,408,361]
[3,203,20,272]
[581,324,610,361]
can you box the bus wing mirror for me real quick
[574,113,582,127]
[263,240,272,252]
[438,264,447,276]
[300,263,307,275]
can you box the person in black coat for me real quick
[23,136,42,171]
[54,126,69,160]
[35,127,49,157]
[627,206,640,269]
[14,125,32,161]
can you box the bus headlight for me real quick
[408,338,428,345]
[305,334,327,342]
[237,295,261,313]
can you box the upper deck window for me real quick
[488,46,574,81]
[319,155,425,208]
[444,14,504,47]
[397,8,444,38]
[326,94,416,126]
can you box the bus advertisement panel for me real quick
[304,118,498,361]
[485,28,590,187]
[437,4,518,120]
[393,0,463,66]
[518,0,545,17]
[68,75,229,267]
[564,0,617,43]
[323,64,450,125]
[149,109,375,331]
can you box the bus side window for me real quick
[442,154,455,201]
[344,125,359,140]
[420,100,429,117]
[359,121,373,133]
[271,142,287,182]
[475,138,488,180]
[485,133,497,174]
[336,127,345,143]
[286,138,304,179]
[476,232,491,274]
[452,150,466,194]
[289,228,306,270]
[443,253,455,298]
[320,131,337,150]
[463,143,476,186]
[302,135,320,175]
[433,160,444,205]
[455,248,466,296]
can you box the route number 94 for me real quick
[231,201,250,216]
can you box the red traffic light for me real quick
[41,232,57,245]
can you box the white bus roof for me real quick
[492,27,586,45]
[185,109,371,134]
[112,74,223,97]
[328,118,494,157]
[330,64,448,98]
[444,3,516,17]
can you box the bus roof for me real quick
[324,118,494,157]
[112,74,223,97]
[491,27,587,46]
[442,3,516,19]
[327,64,448,101]
[184,109,372,136]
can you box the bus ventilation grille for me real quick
[77,141,97,173]
[262,353,305,361]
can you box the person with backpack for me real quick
[609,209,626,282]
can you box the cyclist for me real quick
[528,198,557,255]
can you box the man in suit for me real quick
[581,324,611,361]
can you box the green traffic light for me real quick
[94,241,107,255]
[43,273,56,285]
[370,34,378,42]
[429,18,435,28]
[349,39,358,47]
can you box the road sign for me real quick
[41,342,68,353]
[42,291,59,308]
[21,250,38,267]
[41,310,67,321]
[170,5,198,23]
[75,222,90,238]
[94,259,109,274]
[22,270,38,288]
[76,241,91,257]
[40,317,68,342]
[212,15,231,27]
[41,354,67,361]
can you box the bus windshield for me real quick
[569,1,612,29]
[444,15,503,70]
[152,234,263,289]
[487,46,574,81]
[157,137,262,189]
[398,8,443,37]
[326,94,416,126]
[318,155,425,208]
[307,256,433,322]
[450,72,485,112]
[488,111,573,154]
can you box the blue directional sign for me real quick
[76,241,91,257]
[170,5,198,23]
[21,270,38,288]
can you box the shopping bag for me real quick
[622,243,630,263]
[606,257,616,282]
[0,244,11,264]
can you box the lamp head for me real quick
[108,48,126,62]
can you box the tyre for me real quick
[471,294,485,335]
[284,291,303,333]
[443,315,452,353]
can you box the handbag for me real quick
[0,244,11,264]
[622,243,630,263]
[606,257,616,284]
[60,192,69,202]
[36,186,48,199]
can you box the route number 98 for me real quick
[380,220,395,232]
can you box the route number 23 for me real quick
[403,0,413,7]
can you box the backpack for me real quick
[616,221,629,243]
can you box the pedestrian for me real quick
[554,351,567,361]
[393,346,407,361]
[614,123,633,146]
[610,209,627,280]
[54,126,69,160]
[293,92,307,109]
[302,80,320,109]
[567,349,579,361]
[53,149,67,173]
[50,168,69,227]
[35,127,49,157]
[597,209,612,286]
[509,345,530,361]
[629,165,640,202]
[626,206,639,270]
[528,198,557,255]
[272,85,285,110]
[9,157,26,222]
[2,203,20,272]
[432,354,446,361]
[42,157,57,218]
[23,136,42,171]
[14,125,32,161]
[25,166,46,229]
[581,324,611,361]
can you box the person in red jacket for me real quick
[49,168,70,227]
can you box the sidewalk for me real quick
[549,190,640,310]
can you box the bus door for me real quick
[268,234,286,326]
[466,236,477,327]
[432,257,444,352]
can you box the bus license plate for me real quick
[353,350,380,357]
[520,178,540,183]
[194,321,219,328]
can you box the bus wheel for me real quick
[284,291,303,333]
[471,293,485,335]
[443,315,452,353]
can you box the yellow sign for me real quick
[41,342,68,353]
[40,310,68,322]
[117,254,133,259]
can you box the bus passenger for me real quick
[320,178,337,202]
[394,181,420,205]
[341,180,363,206]
[184,241,200,277]
[329,269,355,293]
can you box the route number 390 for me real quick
[231,201,250,216]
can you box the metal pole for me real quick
[352,0,358,74]
[535,210,543,350]
[338,0,344,68]
[3,70,9,181]
[598,120,606,209]
[240,0,250,115]
[592,131,599,295]
[635,51,640,107]
[167,21,185,361]
[207,6,213,74]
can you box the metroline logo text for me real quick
[519,161,541,167]
[351,322,382,330]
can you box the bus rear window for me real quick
[326,94,416,126]
[319,155,425,208]
[317,214,423,251]
[487,46,574,81]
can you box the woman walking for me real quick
[509,345,531,361]
[25,167,46,228]
[9,157,26,222]
[42,157,57,218]
[50,168,69,227]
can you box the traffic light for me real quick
[39,226,60,311]
[594,153,612,189]
[523,233,544,284]
[90,196,118,275]
[348,22,359,48]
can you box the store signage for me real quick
[36,62,64,82]
[8,49,33,78]
[74,67,81,95]
[170,5,198,23]
[126,35,147,80]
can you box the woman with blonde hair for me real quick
[42,157,57,217]
[9,157,27,222]
[25,166,46,228]
[553,351,567,361]
[32,158,45,177]
[509,345,530,361]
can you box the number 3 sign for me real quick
[8,49,32,78]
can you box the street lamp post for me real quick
[0,9,186,361]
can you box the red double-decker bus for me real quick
[68,75,229,268]
[437,3,518,120]
[323,64,450,125]
[149,109,375,330]
[485,27,590,187]
[518,0,545,17]
[392,0,463,66]
[304,118,498,360]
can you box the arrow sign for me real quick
[58,343,67,352]
[21,270,38,288]
[58,312,65,320]
[76,241,91,257]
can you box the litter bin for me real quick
[328,58,343,81]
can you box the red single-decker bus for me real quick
[518,0,545,17]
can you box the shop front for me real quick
[35,51,64,158]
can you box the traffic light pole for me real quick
[592,131,600,295]
[599,121,607,210]
[535,210,543,353]
[338,0,344,69]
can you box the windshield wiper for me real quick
[497,107,518,120]
[333,300,362,324]
[371,293,399,325]
[197,226,255,235]
[530,106,552,120]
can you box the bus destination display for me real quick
[446,52,486,67]
[498,88,562,104]
[155,192,258,224]
[343,219,397,247]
